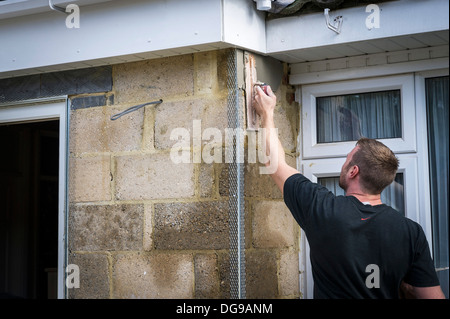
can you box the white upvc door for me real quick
[0,98,68,299]
[297,68,448,298]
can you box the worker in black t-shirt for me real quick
[252,85,445,299]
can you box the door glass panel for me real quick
[318,173,405,215]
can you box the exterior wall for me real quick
[67,48,301,299]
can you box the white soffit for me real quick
[266,0,449,63]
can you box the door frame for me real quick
[295,66,449,299]
[0,97,69,299]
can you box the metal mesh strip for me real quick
[227,49,246,299]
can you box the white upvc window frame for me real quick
[0,98,68,299]
[414,68,449,251]
[300,74,416,159]
[414,68,449,296]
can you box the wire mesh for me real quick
[227,49,246,299]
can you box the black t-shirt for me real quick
[283,173,440,299]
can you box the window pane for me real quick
[426,76,449,298]
[317,90,402,143]
[318,173,404,215]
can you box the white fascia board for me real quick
[0,0,225,74]
[222,0,267,54]
[0,0,267,76]
[266,0,449,54]
[0,0,114,19]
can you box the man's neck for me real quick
[345,190,383,206]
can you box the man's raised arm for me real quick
[253,85,299,193]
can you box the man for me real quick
[252,85,445,299]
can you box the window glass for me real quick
[316,90,402,143]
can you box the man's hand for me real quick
[253,85,276,126]
[251,84,299,193]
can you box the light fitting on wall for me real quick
[253,0,274,11]
[324,8,343,34]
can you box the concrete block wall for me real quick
[68,49,301,299]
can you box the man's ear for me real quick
[348,165,359,178]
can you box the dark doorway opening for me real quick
[0,120,59,299]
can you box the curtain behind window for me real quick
[317,90,402,143]
[426,76,449,298]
